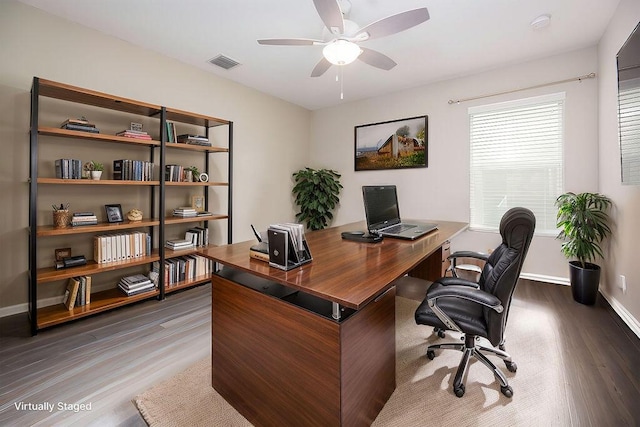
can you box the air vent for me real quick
[208,55,241,70]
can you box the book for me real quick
[61,118,95,127]
[61,123,100,133]
[116,130,152,139]
[63,277,80,310]
[85,275,91,305]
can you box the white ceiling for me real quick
[19,0,620,110]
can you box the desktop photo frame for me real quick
[354,115,428,171]
[105,204,124,223]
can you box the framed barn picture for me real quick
[354,115,428,171]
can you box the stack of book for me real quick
[116,129,151,140]
[113,159,154,181]
[63,275,92,310]
[61,118,99,133]
[55,159,83,179]
[185,226,209,246]
[118,274,155,296]
[165,164,185,182]
[173,207,197,218]
[153,255,213,287]
[177,134,211,146]
[93,232,151,264]
[71,212,98,227]
[165,238,195,251]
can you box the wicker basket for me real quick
[53,210,70,228]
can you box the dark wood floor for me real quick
[1,280,639,426]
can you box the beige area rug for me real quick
[135,297,570,426]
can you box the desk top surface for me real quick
[200,220,467,309]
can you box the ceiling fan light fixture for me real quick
[323,40,362,65]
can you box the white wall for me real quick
[311,48,599,282]
[598,0,640,329]
[0,1,311,309]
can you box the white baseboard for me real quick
[521,272,639,339]
[600,290,640,339]
[0,295,63,318]
[520,272,570,286]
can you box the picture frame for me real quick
[354,115,428,171]
[55,247,72,261]
[192,195,205,212]
[105,204,124,223]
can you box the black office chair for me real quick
[414,207,535,398]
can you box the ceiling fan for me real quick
[257,0,430,77]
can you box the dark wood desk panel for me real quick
[203,220,467,427]
[200,220,467,309]
[212,275,342,426]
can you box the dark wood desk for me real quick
[200,220,467,427]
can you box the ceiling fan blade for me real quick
[258,38,323,46]
[356,8,430,40]
[313,0,344,35]
[311,57,332,77]
[358,47,397,71]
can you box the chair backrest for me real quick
[478,207,536,345]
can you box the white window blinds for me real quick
[468,93,565,234]
[619,82,640,184]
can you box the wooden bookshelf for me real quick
[37,178,160,186]
[165,275,212,294]
[36,252,161,284]
[165,142,228,153]
[36,287,160,329]
[165,215,228,225]
[38,126,161,146]
[36,219,160,237]
[28,77,233,334]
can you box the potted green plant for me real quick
[555,192,612,305]
[292,167,343,230]
[84,160,104,180]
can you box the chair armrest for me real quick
[427,285,503,313]
[448,251,489,262]
[436,277,480,289]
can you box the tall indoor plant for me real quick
[292,167,342,230]
[555,192,612,305]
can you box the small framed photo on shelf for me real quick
[55,248,72,262]
[192,195,205,212]
[105,204,124,223]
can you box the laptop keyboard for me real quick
[384,224,416,234]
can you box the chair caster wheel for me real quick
[426,350,436,360]
[454,384,465,397]
[505,361,517,372]
[501,385,513,398]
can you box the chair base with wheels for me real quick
[426,334,517,397]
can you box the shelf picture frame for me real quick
[354,115,428,171]
[192,195,205,212]
[105,204,124,223]
[55,247,72,262]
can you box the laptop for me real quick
[362,185,438,240]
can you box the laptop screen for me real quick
[362,185,401,230]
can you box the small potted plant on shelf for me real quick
[292,167,342,230]
[84,161,104,180]
[185,166,200,182]
[555,192,612,305]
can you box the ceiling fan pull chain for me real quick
[340,66,344,100]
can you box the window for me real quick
[619,82,640,184]
[469,93,564,235]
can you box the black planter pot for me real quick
[569,261,601,305]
